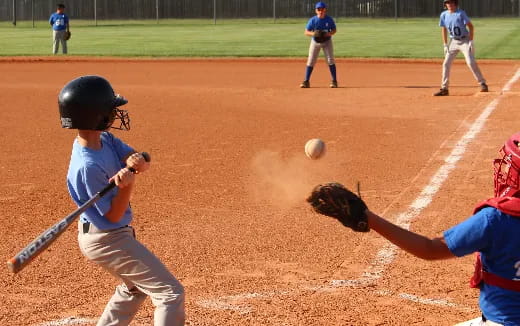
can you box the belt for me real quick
[81,221,129,234]
[452,36,467,40]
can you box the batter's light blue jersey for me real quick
[306,15,336,42]
[444,207,520,325]
[67,132,134,230]
[439,9,471,39]
[49,13,69,31]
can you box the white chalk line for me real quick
[35,317,97,326]
[196,68,520,314]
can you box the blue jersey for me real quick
[306,15,336,42]
[67,132,134,230]
[49,12,69,31]
[444,207,520,325]
[439,9,471,39]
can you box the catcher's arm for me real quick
[366,210,455,260]
[307,182,454,260]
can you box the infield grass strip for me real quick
[0,18,518,58]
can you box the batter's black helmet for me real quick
[58,75,130,130]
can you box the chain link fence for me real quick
[2,0,519,25]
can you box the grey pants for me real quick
[306,39,335,67]
[78,222,185,326]
[53,30,68,54]
[441,38,486,89]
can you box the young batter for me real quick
[59,75,185,326]
[314,132,520,325]
[300,2,338,88]
[434,0,488,96]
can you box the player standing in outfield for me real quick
[59,75,185,326]
[308,133,520,325]
[434,0,488,96]
[300,2,338,88]
[49,4,70,55]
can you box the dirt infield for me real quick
[0,57,519,326]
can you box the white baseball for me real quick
[305,138,326,160]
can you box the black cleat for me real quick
[433,88,449,96]
[300,80,310,88]
[480,83,489,92]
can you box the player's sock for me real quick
[329,64,337,81]
[305,66,314,81]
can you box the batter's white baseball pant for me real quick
[78,222,185,326]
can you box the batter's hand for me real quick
[443,44,448,56]
[126,152,150,174]
[110,168,135,188]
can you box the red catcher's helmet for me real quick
[494,132,520,197]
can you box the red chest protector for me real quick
[470,197,520,292]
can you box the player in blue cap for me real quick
[300,2,338,88]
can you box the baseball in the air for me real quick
[305,138,326,160]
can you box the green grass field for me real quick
[0,18,519,58]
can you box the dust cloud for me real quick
[248,150,323,210]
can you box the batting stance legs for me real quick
[441,39,486,90]
[302,39,338,88]
[78,224,185,326]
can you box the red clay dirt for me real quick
[0,57,519,326]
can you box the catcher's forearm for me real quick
[366,211,455,260]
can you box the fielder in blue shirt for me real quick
[300,2,338,89]
[49,4,70,54]
[434,0,487,96]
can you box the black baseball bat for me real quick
[7,152,150,274]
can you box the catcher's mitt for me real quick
[64,31,71,41]
[307,182,370,232]
[312,30,329,43]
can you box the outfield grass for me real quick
[0,18,518,58]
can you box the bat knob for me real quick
[141,152,151,162]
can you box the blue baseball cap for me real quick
[315,2,327,9]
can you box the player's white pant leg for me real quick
[96,284,147,326]
[52,30,59,54]
[306,39,322,67]
[460,41,486,85]
[441,40,459,89]
[61,31,68,54]
[322,39,335,65]
[78,224,185,326]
